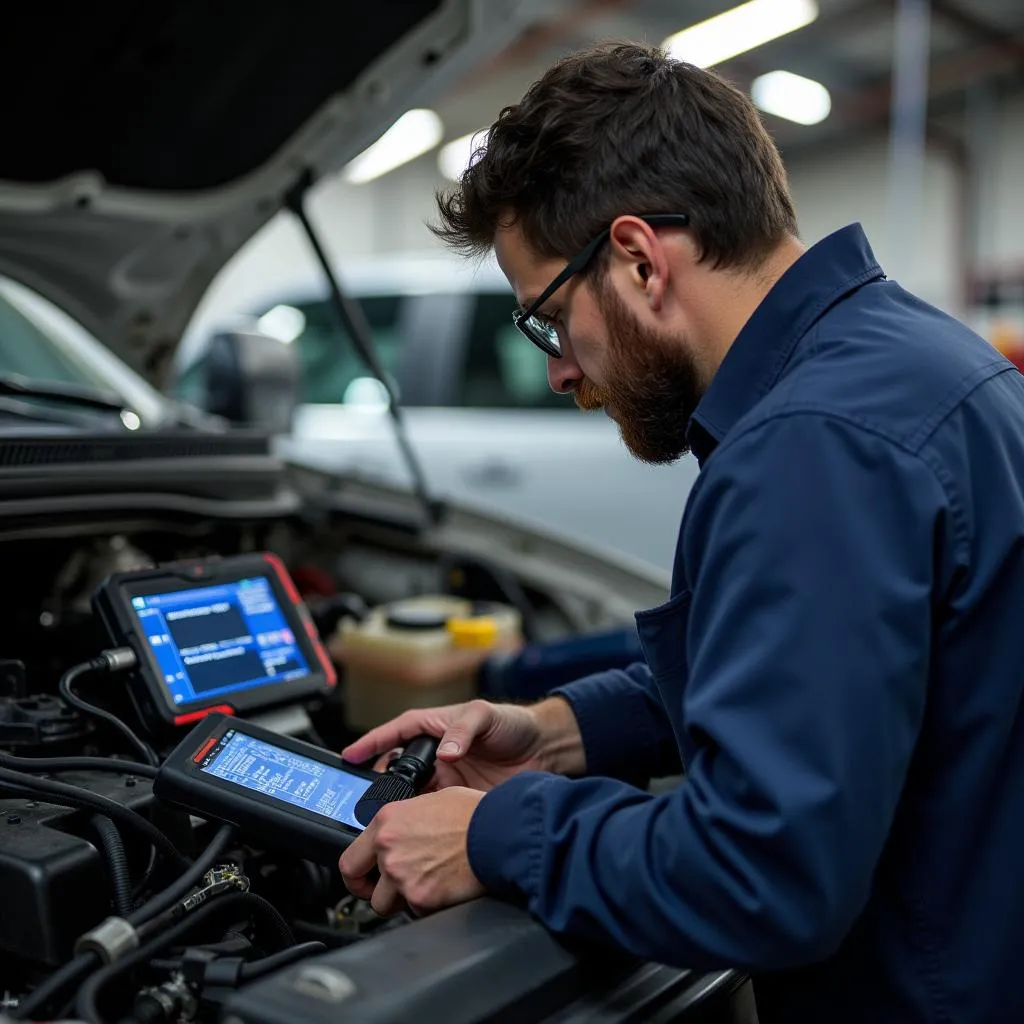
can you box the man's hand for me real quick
[339,787,486,916]
[342,697,585,792]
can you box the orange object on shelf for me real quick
[990,319,1024,372]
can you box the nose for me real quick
[547,351,583,394]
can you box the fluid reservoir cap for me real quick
[447,616,499,649]
[386,606,450,631]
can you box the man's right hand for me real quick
[341,697,585,792]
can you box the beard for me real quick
[573,281,704,465]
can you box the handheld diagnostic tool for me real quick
[155,713,379,863]
[93,553,336,729]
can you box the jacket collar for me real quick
[687,223,885,465]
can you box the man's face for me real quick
[494,223,704,465]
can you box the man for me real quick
[339,42,1024,1022]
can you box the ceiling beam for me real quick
[831,36,1024,129]
[931,0,1024,67]
[775,35,1023,161]
[718,0,892,71]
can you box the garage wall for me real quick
[987,93,1024,273]
[181,89,1024,361]
[784,138,961,312]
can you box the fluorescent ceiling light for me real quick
[662,0,819,68]
[438,129,488,181]
[343,109,444,184]
[752,70,831,124]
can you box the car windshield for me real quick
[0,278,170,427]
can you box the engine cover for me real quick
[0,770,157,965]
[221,899,752,1023]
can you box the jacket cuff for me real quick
[467,771,554,902]
[550,673,660,782]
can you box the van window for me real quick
[269,295,404,404]
[459,293,572,410]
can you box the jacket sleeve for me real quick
[466,414,946,971]
[549,662,682,781]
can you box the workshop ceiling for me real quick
[435,0,1024,160]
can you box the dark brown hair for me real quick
[432,42,797,273]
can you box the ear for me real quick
[607,216,671,312]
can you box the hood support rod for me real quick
[286,174,440,527]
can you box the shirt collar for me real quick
[687,223,885,465]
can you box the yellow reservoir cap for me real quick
[446,616,499,649]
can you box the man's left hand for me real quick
[339,787,486,916]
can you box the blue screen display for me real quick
[131,576,311,709]
[199,729,371,831]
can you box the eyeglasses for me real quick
[512,213,691,358]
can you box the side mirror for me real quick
[202,330,300,434]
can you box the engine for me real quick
[0,521,532,1024]
[0,484,664,1024]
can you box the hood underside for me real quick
[0,1,530,385]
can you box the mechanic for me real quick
[339,42,1024,1023]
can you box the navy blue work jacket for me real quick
[467,224,1024,1023]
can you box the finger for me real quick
[370,874,407,917]
[427,763,469,791]
[437,700,496,761]
[342,708,449,763]
[338,826,378,881]
[341,867,377,902]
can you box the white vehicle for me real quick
[178,251,701,571]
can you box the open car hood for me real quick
[0,2,530,387]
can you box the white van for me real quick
[176,252,701,571]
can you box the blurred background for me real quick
[173,0,1024,571]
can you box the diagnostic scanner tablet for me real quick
[155,712,376,862]
[93,553,336,729]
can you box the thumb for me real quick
[436,700,494,761]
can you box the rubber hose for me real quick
[128,824,234,925]
[0,770,188,872]
[239,940,326,980]
[13,822,232,1024]
[91,815,133,918]
[76,890,296,1024]
[0,752,157,779]
[10,952,99,1021]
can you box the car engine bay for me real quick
[0,474,703,1024]
[0,523,379,1017]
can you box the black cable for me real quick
[0,769,188,872]
[59,658,158,767]
[127,824,234,925]
[239,941,326,980]
[147,942,326,986]
[225,892,294,949]
[0,751,157,779]
[140,890,293,949]
[10,951,99,1021]
[11,827,232,1020]
[76,891,295,1024]
[145,959,180,972]
[91,815,133,918]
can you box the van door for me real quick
[436,291,700,571]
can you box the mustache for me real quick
[573,378,606,411]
